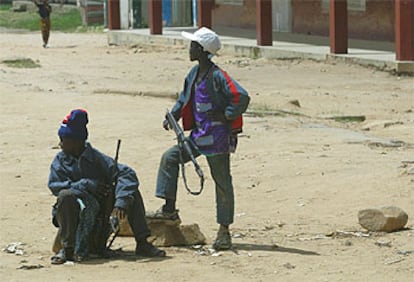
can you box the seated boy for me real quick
[48,109,165,264]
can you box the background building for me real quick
[212,0,396,42]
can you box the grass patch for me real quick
[51,8,83,32]
[0,4,83,31]
[2,58,41,68]
[326,115,366,123]
[0,4,11,11]
[247,103,307,118]
[75,25,105,33]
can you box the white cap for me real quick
[181,27,222,56]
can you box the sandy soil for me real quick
[0,31,413,282]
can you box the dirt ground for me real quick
[0,31,413,282]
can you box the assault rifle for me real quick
[166,109,204,195]
[105,139,121,250]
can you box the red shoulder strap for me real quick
[217,68,243,132]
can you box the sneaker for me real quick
[146,207,181,226]
[135,241,166,257]
[212,228,232,251]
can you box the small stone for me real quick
[397,250,414,255]
[375,239,392,247]
[15,249,24,255]
[232,232,244,238]
[63,261,75,266]
[289,100,301,107]
[283,262,295,269]
[344,240,352,246]
[17,264,44,270]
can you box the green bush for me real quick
[51,8,83,32]
[0,4,83,32]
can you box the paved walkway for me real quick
[107,27,414,74]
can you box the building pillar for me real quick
[197,0,213,28]
[256,0,273,46]
[108,0,120,29]
[395,0,414,61]
[149,0,162,35]
[329,0,348,54]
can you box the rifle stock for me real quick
[85,140,121,255]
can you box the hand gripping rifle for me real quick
[105,139,121,250]
[166,109,204,196]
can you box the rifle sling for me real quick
[178,146,204,196]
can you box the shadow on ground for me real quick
[232,243,320,256]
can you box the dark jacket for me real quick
[171,64,250,133]
[48,142,138,209]
[36,1,51,19]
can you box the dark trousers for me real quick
[125,190,151,242]
[55,190,80,250]
[40,17,50,45]
[54,189,151,251]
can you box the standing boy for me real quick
[147,27,250,250]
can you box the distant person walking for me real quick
[34,0,52,48]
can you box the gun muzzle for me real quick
[109,216,120,233]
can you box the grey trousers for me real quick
[156,144,235,226]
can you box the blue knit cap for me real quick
[58,109,88,140]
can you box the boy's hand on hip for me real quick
[207,110,227,122]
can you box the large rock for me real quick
[358,206,408,232]
[118,216,206,247]
[12,1,37,12]
[118,216,134,236]
[147,222,206,247]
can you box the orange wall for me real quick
[291,0,395,41]
[213,0,256,28]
